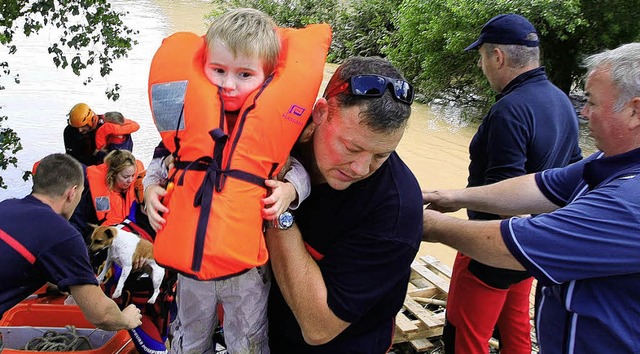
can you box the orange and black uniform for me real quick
[63,116,104,166]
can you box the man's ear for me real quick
[299,98,328,143]
[65,185,79,203]
[628,96,640,129]
[312,98,328,125]
[492,47,505,68]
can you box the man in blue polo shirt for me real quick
[423,42,640,353]
[266,57,423,353]
[445,13,582,354]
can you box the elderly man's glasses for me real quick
[324,74,415,105]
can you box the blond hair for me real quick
[104,150,137,190]
[205,8,280,76]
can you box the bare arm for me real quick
[424,174,558,216]
[69,284,141,331]
[266,226,349,345]
[423,209,525,270]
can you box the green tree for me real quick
[0,0,137,188]
[388,0,640,111]
[210,0,338,28]
[210,0,400,63]
[330,0,401,62]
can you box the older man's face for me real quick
[581,67,631,156]
[311,102,404,190]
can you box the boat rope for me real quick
[23,325,92,351]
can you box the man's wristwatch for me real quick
[266,211,295,230]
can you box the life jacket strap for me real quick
[169,128,270,273]
[121,219,155,242]
[172,160,267,199]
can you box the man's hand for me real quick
[422,189,461,213]
[70,284,143,331]
[262,179,297,220]
[132,239,153,271]
[121,304,143,329]
[144,184,169,231]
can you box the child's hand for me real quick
[144,184,169,231]
[162,155,175,170]
[262,179,297,220]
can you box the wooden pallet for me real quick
[394,255,452,351]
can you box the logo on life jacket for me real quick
[282,104,306,125]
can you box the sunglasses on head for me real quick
[324,74,415,105]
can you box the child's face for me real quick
[204,42,267,112]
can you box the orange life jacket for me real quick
[86,160,145,226]
[95,119,140,149]
[148,24,331,280]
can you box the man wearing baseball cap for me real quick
[442,14,582,354]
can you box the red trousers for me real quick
[444,253,532,354]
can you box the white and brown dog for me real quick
[89,225,165,304]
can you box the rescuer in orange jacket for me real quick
[143,8,330,353]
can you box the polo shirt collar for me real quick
[496,66,546,101]
[584,147,640,190]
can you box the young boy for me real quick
[144,8,320,353]
[94,111,140,155]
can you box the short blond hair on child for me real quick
[205,8,280,76]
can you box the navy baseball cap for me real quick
[464,14,539,51]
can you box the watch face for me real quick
[278,212,294,229]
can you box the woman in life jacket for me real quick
[69,149,145,244]
[68,150,173,354]
[67,160,175,354]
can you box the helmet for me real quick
[68,103,96,128]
